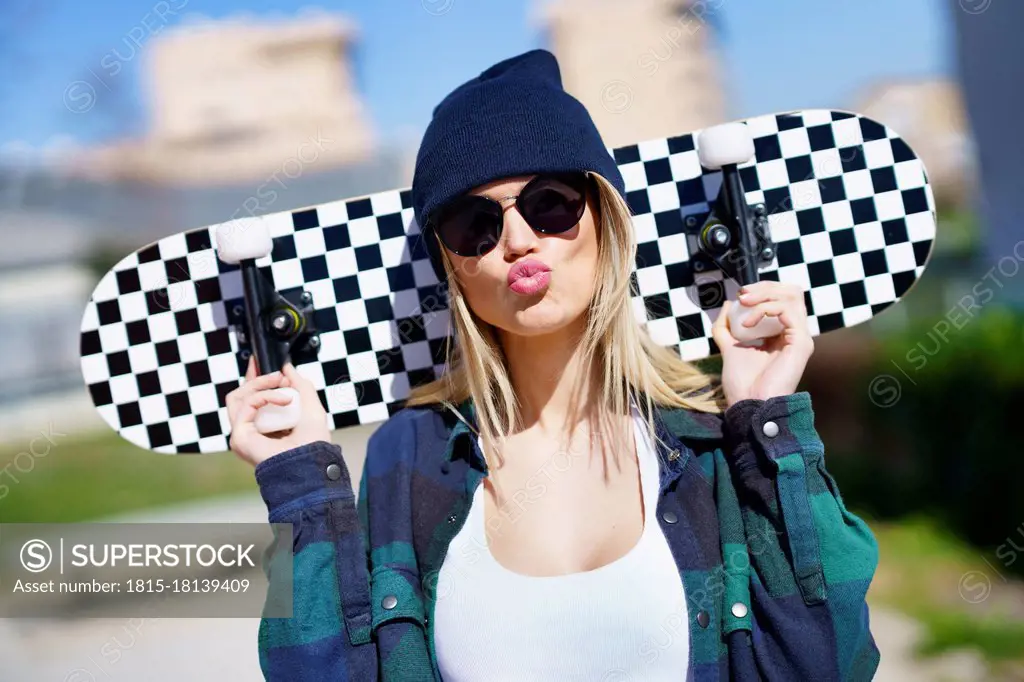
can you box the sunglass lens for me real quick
[435,195,503,257]
[518,174,588,233]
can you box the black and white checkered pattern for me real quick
[80,110,935,453]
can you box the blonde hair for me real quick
[404,173,723,470]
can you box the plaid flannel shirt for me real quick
[254,392,879,681]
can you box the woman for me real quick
[229,50,879,681]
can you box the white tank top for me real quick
[433,405,690,681]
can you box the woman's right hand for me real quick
[227,357,332,467]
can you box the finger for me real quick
[243,371,284,389]
[741,280,800,297]
[235,371,285,403]
[260,389,295,407]
[233,382,292,425]
[229,358,262,419]
[225,382,249,421]
[777,307,812,342]
[736,281,777,304]
[281,363,318,401]
[711,300,737,348]
[712,300,730,332]
[742,300,788,327]
[738,281,801,305]
[235,389,294,426]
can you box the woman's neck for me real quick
[499,317,597,439]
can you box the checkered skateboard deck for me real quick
[80,109,936,454]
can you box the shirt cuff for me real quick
[722,392,817,466]
[254,441,352,517]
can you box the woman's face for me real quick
[447,174,600,338]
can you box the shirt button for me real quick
[325,463,342,481]
[662,511,678,524]
[731,602,748,618]
[381,595,398,610]
[696,611,710,628]
[762,421,779,438]
[447,514,458,524]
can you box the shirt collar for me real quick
[440,396,723,475]
[439,398,479,468]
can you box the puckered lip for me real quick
[506,259,552,286]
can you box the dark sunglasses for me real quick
[428,172,592,258]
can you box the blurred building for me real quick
[1,12,412,414]
[0,204,95,402]
[855,79,975,209]
[541,0,727,147]
[71,13,375,186]
[950,0,1024,298]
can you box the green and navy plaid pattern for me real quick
[255,392,879,681]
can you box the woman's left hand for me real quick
[712,281,814,407]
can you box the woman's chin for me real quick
[501,305,586,337]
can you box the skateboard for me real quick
[79,109,937,454]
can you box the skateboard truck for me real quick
[695,122,784,344]
[236,277,319,374]
[216,219,318,433]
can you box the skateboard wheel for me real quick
[728,300,785,346]
[215,218,273,264]
[254,387,301,434]
[697,122,755,170]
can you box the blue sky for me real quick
[1,0,953,152]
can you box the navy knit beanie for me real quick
[412,49,626,282]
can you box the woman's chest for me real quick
[479,420,653,576]
[432,441,693,681]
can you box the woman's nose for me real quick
[499,205,539,254]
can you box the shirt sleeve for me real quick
[720,392,880,681]
[253,441,379,682]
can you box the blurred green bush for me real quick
[0,430,256,522]
[823,305,1024,579]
